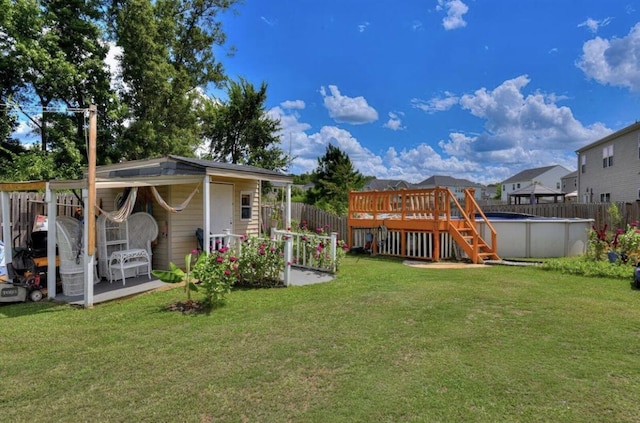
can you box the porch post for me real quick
[203,175,211,254]
[330,232,337,273]
[283,233,292,286]
[82,188,94,308]
[285,183,292,230]
[46,185,57,299]
[1,191,11,267]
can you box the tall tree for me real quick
[1,0,123,176]
[306,144,365,215]
[201,77,289,171]
[114,0,237,159]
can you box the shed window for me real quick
[240,192,252,220]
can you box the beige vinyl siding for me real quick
[167,183,203,268]
[233,179,261,237]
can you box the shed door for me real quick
[210,183,234,233]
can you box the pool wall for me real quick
[476,218,594,258]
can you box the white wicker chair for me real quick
[128,212,158,259]
[55,216,84,296]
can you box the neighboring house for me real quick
[561,171,578,201]
[500,165,572,202]
[361,178,412,191]
[416,175,484,201]
[575,121,640,203]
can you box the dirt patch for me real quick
[403,260,489,269]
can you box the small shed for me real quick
[0,155,294,307]
[507,183,566,205]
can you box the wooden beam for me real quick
[87,104,97,256]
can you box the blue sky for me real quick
[213,0,640,184]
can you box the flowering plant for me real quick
[236,237,284,287]
[192,246,237,307]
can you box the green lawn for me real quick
[1,256,639,422]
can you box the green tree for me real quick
[1,0,124,176]
[113,0,237,160]
[306,144,365,215]
[201,77,289,171]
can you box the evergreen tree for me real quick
[306,144,365,215]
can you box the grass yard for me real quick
[1,255,640,422]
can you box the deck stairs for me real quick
[447,189,500,263]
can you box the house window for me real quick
[512,184,515,190]
[638,134,640,159]
[517,183,520,189]
[240,192,252,220]
[600,193,610,202]
[556,182,560,189]
[602,145,614,168]
[581,155,586,173]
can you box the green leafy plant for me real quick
[152,251,200,301]
[615,221,640,264]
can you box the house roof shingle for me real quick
[501,165,559,184]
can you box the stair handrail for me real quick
[445,188,481,246]
[462,188,498,255]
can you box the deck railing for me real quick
[349,187,452,221]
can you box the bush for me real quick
[541,256,635,280]
[236,237,284,287]
[192,248,237,307]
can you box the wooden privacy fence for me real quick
[476,201,640,229]
[0,192,80,250]
[261,203,348,240]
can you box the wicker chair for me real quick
[55,216,84,296]
[128,212,158,260]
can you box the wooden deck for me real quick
[348,187,500,264]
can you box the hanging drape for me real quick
[96,187,138,223]
[150,182,200,213]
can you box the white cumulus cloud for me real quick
[320,85,379,125]
[280,100,305,110]
[436,0,469,30]
[411,91,459,113]
[383,112,405,131]
[577,22,640,92]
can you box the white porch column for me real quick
[286,183,292,230]
[283,233,292,287]
[203,175,211,254]
[46,185,57,299]
[330,232,338,273]
[82,188,94,308]
[1,191,11,267]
